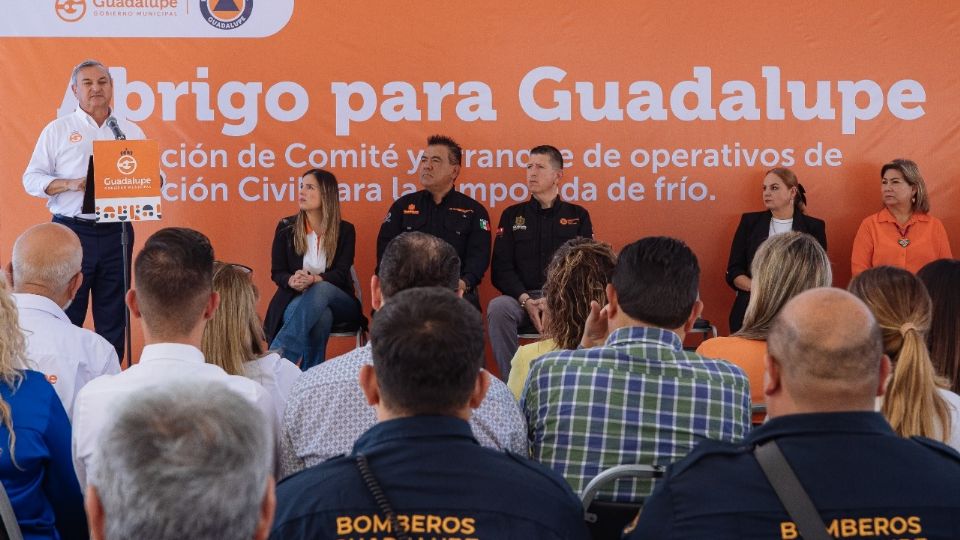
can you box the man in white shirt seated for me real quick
[279,232,528,479]
[72,227,275,488]
[7,223,120,420]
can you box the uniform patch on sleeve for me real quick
[480,218,490,231]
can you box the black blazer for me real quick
[725,211,827,332]
[725,210,827,289]
[263,216,359,343]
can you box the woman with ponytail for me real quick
[848,265,960,450]
[724,167,827,333]
[0,277,87,538]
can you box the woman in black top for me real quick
[264,169,363,371]
[725,167,827,332]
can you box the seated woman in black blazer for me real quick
[264,169,363,371]
[725,167,827,332]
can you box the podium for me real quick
[83,140,163,221]
[82,140,162,366]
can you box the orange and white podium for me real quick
[92,140,162,222]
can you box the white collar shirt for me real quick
[14,293,120,420]
[71,342,276,489]
[244,352,302,426]
[23,107,145,217]
[278,344,528,479]
[302,230,327,275]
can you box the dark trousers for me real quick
[53,215,132,364]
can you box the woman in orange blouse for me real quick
[851,159,952,276]
[699,231,831,420]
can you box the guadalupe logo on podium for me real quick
[200,0,253,30]
[93,140,162,223]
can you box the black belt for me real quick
[54,214,106,226]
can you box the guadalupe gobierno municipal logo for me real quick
[199,0,253,30]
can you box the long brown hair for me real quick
[293,169,341,262]
[918,259,960,393]
[848,266,951,442]
[542,238,617,349]
[736,232,832,341]
[0,277,26,465]
[201,263,266,376]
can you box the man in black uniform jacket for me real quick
[488,145,592,379]
[627,288,960,539]
[269,287,590,540]
[376,135,490,310]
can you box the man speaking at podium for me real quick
[23,59,145,364]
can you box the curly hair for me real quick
[542,238,617,349]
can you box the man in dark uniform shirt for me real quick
[488,145,592,379]
[376,135,490,310]
[270,287,590,540]
[628,288,960,539]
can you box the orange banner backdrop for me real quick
[1,2,958,361]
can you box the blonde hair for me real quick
[766,167,807,214]
[293,169,341,261]
[881,159,929,214]
[848,266,951,442]
[201,263,266,376]
[737,232,832,340]
[0,277,26,465]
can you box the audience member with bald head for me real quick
[765,288,887,416]
[8,223,119,419]
[629,287,960,539]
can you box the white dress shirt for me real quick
[302,230,327,275]
[22,107,145,217]
[71,343,276,488]
[14,293,119,420]
[244,352,302,425]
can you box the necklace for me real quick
[896,223,911,248]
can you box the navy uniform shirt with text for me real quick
[627,412,960,540]
[491,196,593,299]
[376,189,491,289]
[270,416,590,540]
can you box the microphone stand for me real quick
[108,118,133,368]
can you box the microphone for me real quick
[106,116,126,140]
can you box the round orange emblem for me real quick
[46,374,58,384]
[69,131,82,143]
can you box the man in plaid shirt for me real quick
[522,236,751,502]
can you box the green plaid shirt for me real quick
[522,326,751,502]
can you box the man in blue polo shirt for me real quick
[628,288,960,539]
[271,287,589,540]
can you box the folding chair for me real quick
[751,403,767,426]
[581,464,664,540]
[517,320,541,341]
[684,317,718,350]
[328,266,367,349]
